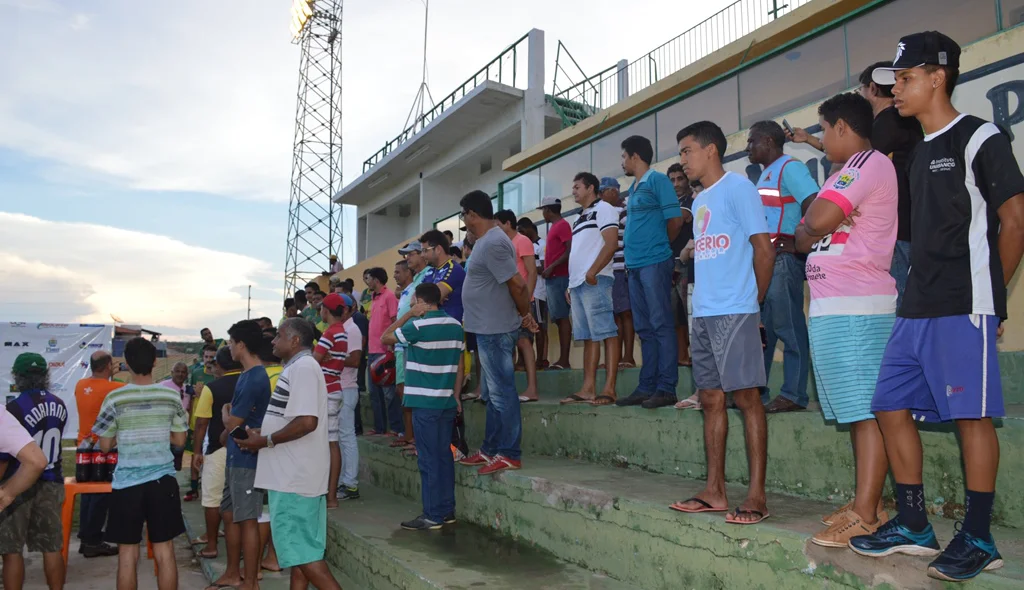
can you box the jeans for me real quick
[338,387,359,488]
[890,240,911,312]
[761,252,810,407]
[368,353,403,434]
[78,493,109,545]
[627,258,678,395]
[413,407,457,522]
[569,275,617,341]
[477,330,521,460]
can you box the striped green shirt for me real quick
[396,310,464,410]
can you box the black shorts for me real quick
[466,332,477,352]
[105,475,186,545]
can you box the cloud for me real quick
[0,213,281,336]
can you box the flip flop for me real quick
[389,438,409,448]
[560,394,593,405]
[618,361,636,369]
[674,397,702,410]
[204,584,234,590]
[519,396,538,403]
[261,565,283,573]
[461,392,480,401]
[591,395,616,406]
[725,507,770,525]
[198,549,219,559]
[549,363,569,371]
[669,497,728,514]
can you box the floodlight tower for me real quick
[283,0,344,297]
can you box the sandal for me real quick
[725,507,770,525]
[389,438,409,448]
[674,396,701,410]
[549,363,569,371]
[618,361,636,369]
[461,392,480,401]
[669,497,728,514]
[560,394,593,405]
[198,549,219,559]
[591,395,616,406]
[518,396,538,403]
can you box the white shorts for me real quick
[327,395,342,442]
[200,447,227,509]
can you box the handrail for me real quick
[362,33,530,174]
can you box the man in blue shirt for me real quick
[747,120,819,413]
[419,230,466,323]
[616,135,683,409]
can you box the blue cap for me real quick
[598,177,620,191]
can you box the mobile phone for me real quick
[782,119,794,135]
[229,425,249,440]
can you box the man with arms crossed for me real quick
[850,32,1024,582]
[670,121,775,525]
[238,319,344,590]
[794,92,898,547]
[314,292,352,507]
[92,337,188,590]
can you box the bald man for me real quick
[160,362,193,413]
[73,351,124,557]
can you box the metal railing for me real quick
[362,33,530,174]
[553,0,813,120]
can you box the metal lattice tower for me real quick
[284,0,344,297]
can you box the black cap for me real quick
[872,31,961,86]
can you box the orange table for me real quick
[61,478,155,569]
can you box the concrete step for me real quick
[449,400,1024,529]
[357,437,1024,589]
[323,482,635,590]
[514,351,1024,405]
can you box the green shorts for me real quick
[268,490,326,568]
[0,480,64,554]
[395,348,406,386]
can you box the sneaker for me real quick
[927,524,1004,582]
[641,394,678,409]
[443,513,457,524]
[459,451,491,466]
[812,511,887,548]
[401,515,442,531]
[822,501,888,527]
[182,490,199,502]
[848,515,941,558]
[615,392,649,407]
[337,486,360,501]
[477,455,521,475]
[79,542,119,558]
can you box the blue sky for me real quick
[0,0,730,339]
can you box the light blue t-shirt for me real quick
[396,266,431,351]
[623,169,682,269]
[691,172,771,317]
[756,155,819,236]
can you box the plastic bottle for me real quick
[88,442,104,483]
[105,447,118,482]
[75,438,93,482]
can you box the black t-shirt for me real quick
[204,373,240,455]
[871,106,923,243]
[669,193,694,257]
[901,114,1024,320]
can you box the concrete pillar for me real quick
[521,28,546,151]
[617,59,630,103]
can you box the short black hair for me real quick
[924,64,959,97]
[415,282,442,306]
[750,120,786,150]
[666,163,685,176]
[621,135,654,165]
[495,209,517,228]
[443,230,454,239]
[215,345,241,372]
[460,190,494,220]
[258,316,272,324]
[860,61,895,98]
[294,290,307,305]
[284,297,295,309]
[364,267,388,285]
[228,319,264,356]
[676,121,727,162]
[202,343,218,354]
[258,330,280,364]
[573,172,600,193]
[90,352,112,373]
[124,337,157,375]
[450,246,463,258]
[419,229,450,252]
[517,217,537,232]
[395,259,410,271]
[200,327,211,337]
[818,92,874,139]
[304,281,319,291]
[314,290,326,298]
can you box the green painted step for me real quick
[357,437,1024,589]
[323,482,635,590]
[514,351,1024,405]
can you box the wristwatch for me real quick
[266,434,275,449]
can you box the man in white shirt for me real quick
[237,318,342,590]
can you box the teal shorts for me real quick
[268,490,327,568]
[395,348,406,385]
[809,313,895,424]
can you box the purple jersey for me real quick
[0,390,68,483]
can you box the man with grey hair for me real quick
[238,318,342,590]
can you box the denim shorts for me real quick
[612,270,630,314]
[569,276,618,342]
[545,276,571,321]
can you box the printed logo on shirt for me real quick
[693,205,731,260]
[832,169,860,190]
[694,205,712,236]
[808,226,850,257]
[946,385,965,397]
[929,157,956,172]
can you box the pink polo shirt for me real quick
[368,286,398,354]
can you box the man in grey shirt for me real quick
[457,190,537,475]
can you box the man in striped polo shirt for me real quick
[382,282,465,531]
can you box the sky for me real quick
[0,0,731,340]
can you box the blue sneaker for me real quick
[848,515,941,558]
[927,524,1004,582]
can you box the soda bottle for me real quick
[105,447,118,482]
[172,444,183,472]
[75,439,93,482]
[93,449,108,482]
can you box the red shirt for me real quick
[544,218,571,278]
[315,322,349,395]
[368,287,398,355]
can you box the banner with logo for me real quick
[1,322,113,436]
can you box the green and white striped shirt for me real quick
[396,310,464,410]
